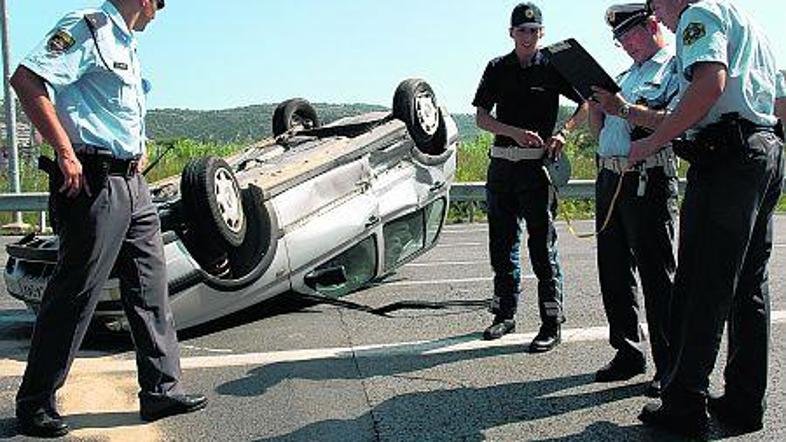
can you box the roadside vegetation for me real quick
[1,122,784,229]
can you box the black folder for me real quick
[543,38,620,100]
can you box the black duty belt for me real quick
[73,144,140,178]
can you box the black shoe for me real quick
[645,379,661,398]
[528,323,561,353]
[140,393,208,422]
[594,353,646,382]
[639,401,708,438]
[483,317,515,340]
[17,411,69,438]
[708,393,763,433]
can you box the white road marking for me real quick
[2,311,784,377]
[181,344,234,354]
[385,277,492,287]
[435,242,485,248]
[384,275,534,287]
[404,261,489,268]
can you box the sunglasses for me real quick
[156,0,165,9]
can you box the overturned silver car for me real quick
[4,79,458,331]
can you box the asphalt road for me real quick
[1,216,785,441]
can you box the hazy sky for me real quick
[4,0,786,113]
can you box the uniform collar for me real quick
[648,46,674,66]
[504,49,545,69]
[102,1,134,41]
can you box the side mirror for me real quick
[304,266,348,289]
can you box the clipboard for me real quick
[543,38,620,100]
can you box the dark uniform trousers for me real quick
[486,178,564,324]
[16,165,184,416]
[596,167,677,379]
[664,130,784,416]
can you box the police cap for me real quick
[511,3,543,29]
[606,3,651,39]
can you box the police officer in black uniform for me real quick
[11,0,206,437]
[473,2,586,352]
[634,0,784,437]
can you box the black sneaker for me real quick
[708,393,763,433]
[483,317,516,340]
[639,401,709,439]
[528,323,561,353]
[595,352,646,382]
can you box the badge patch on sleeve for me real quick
[682,22,706,46]
[46,30,76,54]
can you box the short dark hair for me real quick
[156,0,165,10]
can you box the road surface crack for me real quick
[337,308,382,442]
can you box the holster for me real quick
[38,156,62,234]
[673,113,748,166]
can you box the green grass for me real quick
[2,135,784,229]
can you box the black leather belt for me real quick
[73,144,140,178]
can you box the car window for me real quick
[314,236,378,297]
[424,198,446,246]
[383,210,425,270]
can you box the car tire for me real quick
[392,79,447,155]
[180,156,247,250]
[272,98,320,137]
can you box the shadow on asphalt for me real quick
[216,337,750,442]
[247,372,650,441]
[0,294,321,362]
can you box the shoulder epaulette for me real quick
[84,12,109,30]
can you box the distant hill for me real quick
[146,103,488,144]
[3,97,574,147]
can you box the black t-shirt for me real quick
[473,50,582,144]
[473,50,583,191]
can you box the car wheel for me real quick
[180,156,247,249]
[272,98,320,137]
[392,79,447,155]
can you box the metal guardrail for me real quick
[449,180,691,202]
[0,177,782,228]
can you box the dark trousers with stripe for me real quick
[16,170,184,416]
[596,167,677,379]
[486,183,564,325]
[663,131,784,417]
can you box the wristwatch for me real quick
[618,102,632,119]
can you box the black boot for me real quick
[639,399,708,438]
[529,323,561,353]
[594,352,646,382]
[708,393,764,433]
[483,316,516,340]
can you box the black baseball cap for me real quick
[156,0,165,10]
[511,3,543,29]
[606,3,651,39]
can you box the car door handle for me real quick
[430,181,446,192]
[365,215,380,228]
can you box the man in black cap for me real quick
[587,3,679,398]
[473,2,586,352]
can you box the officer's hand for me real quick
[545,134,566,159]
[58,154,91,198]
[512,129,544,148]
[591,86,625,116]
[629,137,657,164]
[137,153,148,174]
